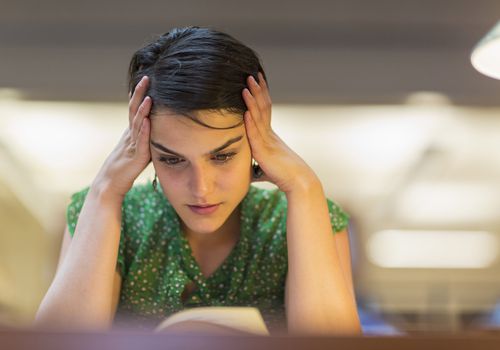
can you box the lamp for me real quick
[471,21,500,80]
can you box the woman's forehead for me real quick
[153,109,242,129]
[150,110,246,150]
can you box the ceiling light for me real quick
[471,21,500,80]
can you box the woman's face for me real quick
[150,110,252,235]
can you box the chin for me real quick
[178,209,227,235]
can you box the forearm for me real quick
[35,185,123,330]
[285,176,361,335]
[334,228,355,298]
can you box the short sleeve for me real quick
[66,187,127,277]
[327,198,349,233]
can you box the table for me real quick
[2,329,500,350]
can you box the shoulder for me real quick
[66,183,175,235]
[67,183,166,212]
[120,183,177,233]
[241,186,288,264]
[121,183,168,214]
[326,197,350,233]
[66,186,90,235]
[241,185,289,235]
[244,185,287,217]
[242,185,349,233]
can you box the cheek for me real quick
[153,163,185,196]
[219,157,252,190]
[224,147,252,182]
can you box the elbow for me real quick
[287,305,362,336]
[287,318,362,336]
[34,297,112,332]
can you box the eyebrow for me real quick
[150,135,244,157]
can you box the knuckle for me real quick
[126,148,135,157]
[128,117,136,129]
[138,101,147,113]
[126,143,137,157]
[129,95,136,105]
[123,131,132,142]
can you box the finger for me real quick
[244,110,272,184]
[129,76,149,127]
[243,88,270,138]
[247,75,267,112]
[243,110,269,163]
[249,74,272,113]
[257,72,272,106]
[137,117,151,159]
[132,96,151,140]
[243,110,260,146]
[242,87,262,123]
[246,76,272,127]
[132,96,151,141]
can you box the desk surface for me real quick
[2,329,500,350]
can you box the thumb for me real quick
[137,117,151,158]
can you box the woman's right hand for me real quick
[92,76,152,199]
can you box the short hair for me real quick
[128,26,267,127]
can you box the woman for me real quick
[35,27,361,335]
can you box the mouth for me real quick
[187,203,221,215]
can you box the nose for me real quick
[189,162,214,200]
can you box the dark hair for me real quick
[128,26,267,127]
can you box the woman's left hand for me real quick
[242,73,320,194]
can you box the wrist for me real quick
[284,171,323,198]
[90,177,127,205]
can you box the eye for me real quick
[212,152,236,164]
[158,156,185,167]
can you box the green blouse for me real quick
[66,183,349,331]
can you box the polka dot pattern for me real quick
[66,183,349,331]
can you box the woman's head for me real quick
[128,27,265,236]
[128,26,267,122]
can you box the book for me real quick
[154,307,269,335]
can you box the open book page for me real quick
[154,307,270,335]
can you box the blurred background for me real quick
[2,0,500,334]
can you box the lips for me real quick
[187,203,220,215]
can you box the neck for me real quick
[182,205,241,248]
